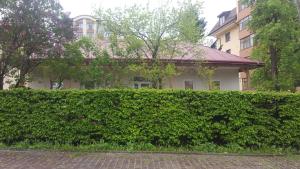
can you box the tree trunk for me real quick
[270,46,280,91]
[158,77,163,89]
[15,69,27,88]
[50,80,54,89]
[0,75,4,90]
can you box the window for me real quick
[225,32,231,42]
[80,81,98,89]
[240,34,254,50]
[87,23,94,30]
[239,2,249,11]
[240,16,251,30]
[51,82,63,89]
[241,78,249,90]
[212,81,220,90]
[185,81,194,90]
[239,0,256,11]
[133,76,151,89]
[219,16,225,25]
[134,82,151,89]
[226,49,231,54]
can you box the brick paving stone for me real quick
[0,150,299,169]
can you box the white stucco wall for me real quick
[166,67,240,90]
[3,76,10,90]
[27,67,241,91]
[29,78,81,89]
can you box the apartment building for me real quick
[208,0,254,90]
[73,15,98,38]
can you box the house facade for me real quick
[29,45,263,91]
[208,0,254,90]
[73,15,98,38]
[4,14,263,91]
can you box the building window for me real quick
[219,16,226,25]
[87,23,94,30]
[226,49,231,54]
[225,32,231,42]
[133,76,151,89]
[239,2,249,11]
[75,21,83,31]
[240,16,251,30]
[240,34,254,50]
[51,82,64,89]
[212,81,221,90]
[185,81,194,90]
[241,78,249,90]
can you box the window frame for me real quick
[184,81,194,90]
[133,76,152,89]
[240,34,254,50]
[219,16,226,25]
[239,16,251,31]
[225,32,231,42]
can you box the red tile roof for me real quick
[208,8,237,36]
[96,40,263,68]
[171,46,262,66]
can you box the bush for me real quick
[0,89,299,150]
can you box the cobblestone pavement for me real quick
[0,150,299,169]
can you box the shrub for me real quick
[0,89,299,150]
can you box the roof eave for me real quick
[208,19,237,36]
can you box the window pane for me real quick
[225,32,231,42]
[141,83,150,88]
[134,83,139,89]
[185,81,193,90]
[240,35,254,50]
[240,16,251,30]
[220,16,225,25]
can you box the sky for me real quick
[59,0,236,35]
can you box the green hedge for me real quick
[0,89,299,149]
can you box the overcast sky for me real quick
[59,0,236,34]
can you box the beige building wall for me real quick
[3,76,11,90]
[29,78,81,89]
[216,25,240,56]
[168,68,240,90]
[28,67,241,91]
[73,15,98,38]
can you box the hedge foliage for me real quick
[0,89,299,149]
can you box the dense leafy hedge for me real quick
[0,89,299,149]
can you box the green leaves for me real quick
[0,89,299,149]
[249,0,300,91]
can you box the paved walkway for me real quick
[0,150,299,169]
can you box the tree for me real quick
[197,66,216,90]
[32,38,94,89]
[95,0,205,88]
[83,50,129,89]
[0,0,74,89]
[243,0,300,91]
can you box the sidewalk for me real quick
[0,150,299,169]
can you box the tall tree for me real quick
[243,0,300,91]
[0,0,74,89]
[32,38,95,89]
[95,0,205,88]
